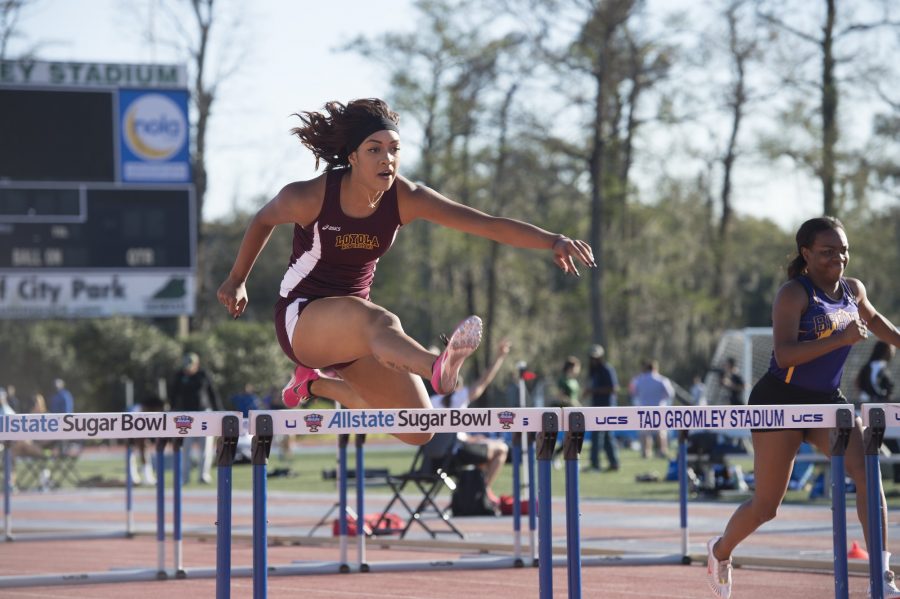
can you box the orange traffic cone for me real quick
[848,541,869,560]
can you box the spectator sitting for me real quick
[429,340,511,504]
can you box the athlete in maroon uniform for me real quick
[217,98,595,445]
[706,217,900,599]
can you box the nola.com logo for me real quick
[123,93,187,161]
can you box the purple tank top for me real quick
[767,275,859,392]
[279,169,402,301]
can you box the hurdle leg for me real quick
[172,438,185,578]
[125,442,134,537]
[512,432,523,567]
[4,442,11,541]
[831,408,853,599]
[865,408,887,599]
[336,434,350,573]
[155,438,168,580]
[528,432,538,566]
[252,415,273,599]
[677,430,689,562]
[356,434,369,572]
[564,412,585,599]
[536,412,559,599]
[215,416,240,599]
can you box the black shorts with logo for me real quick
[748,371,848,436]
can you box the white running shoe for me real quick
[707,536,732,598]
[868,570,900,598]
[431,315,483,394]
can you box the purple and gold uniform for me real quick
[274,169,402,364]
[749,275,858,415]
[767,275,858,393]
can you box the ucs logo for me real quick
[595,416,629,425]
[791,414,824,423]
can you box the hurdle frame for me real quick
[246,407,557,595]
[0,410,242,590]
[0,404,889,597]
[560,404,860,599]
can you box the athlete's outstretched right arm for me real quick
[217,178,323,319]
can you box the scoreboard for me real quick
[0,60,196,318]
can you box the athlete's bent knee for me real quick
[750,500,779,524]
[368,308,403,333]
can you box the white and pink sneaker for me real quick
[707,536,732,598]
[431,315,483,394]
[281,365,321,408]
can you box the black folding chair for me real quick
[371,433,464,539]
[16,442,83,491]
[16,448,52,491]
[47,441,84,488]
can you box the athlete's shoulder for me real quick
[277,173,329,202]
[394,174,427,196]
[265,173,329,227]
[774,278,810,308]
[843,277,867,300]
[777,277,807,295]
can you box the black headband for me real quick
[346,116,399,155]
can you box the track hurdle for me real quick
[862,404,897,599]
[559,404,856,599]
[247,407,558,595]
[0,410,240,589]
[3,439,133,542]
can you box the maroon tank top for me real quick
[279,169,402,301]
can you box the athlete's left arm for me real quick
[397,176,595,275]
[849,278,900,346]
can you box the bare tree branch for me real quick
[756,10,819,44]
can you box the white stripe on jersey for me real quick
[279,223,322,297]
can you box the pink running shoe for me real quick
[281,365,320,408]
[431,315,483,394]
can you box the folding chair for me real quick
[46,441,84,489]
[15,442,83,491]
[371,433,465,539]
[15,445,53,491]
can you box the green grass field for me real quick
[23,436,900,509]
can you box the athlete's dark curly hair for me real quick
[290,98,400,171]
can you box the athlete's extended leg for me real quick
[293,296,437,378]
[708,429,803,598]
[292,296,480,395]
[714,429,804,560]
[333,356,433,445]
